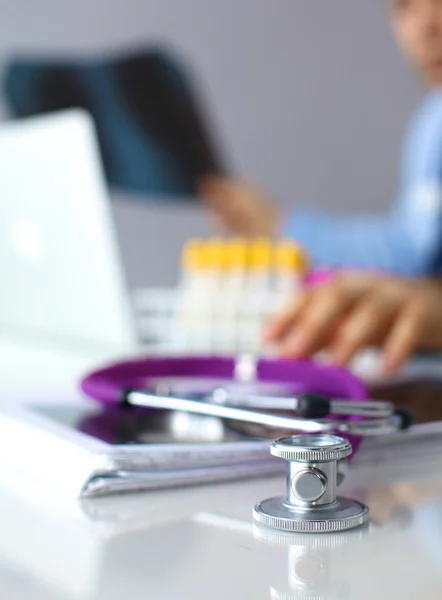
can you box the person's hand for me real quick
[264,271,442,372]
[197,175,281,237]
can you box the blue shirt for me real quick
[284,92,442,275]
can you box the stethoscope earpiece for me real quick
[394,407,416,431]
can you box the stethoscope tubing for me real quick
[125,390,407,437]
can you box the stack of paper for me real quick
[0,400,282,497]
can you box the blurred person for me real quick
[264,271,442,372]
[199,0,442,276]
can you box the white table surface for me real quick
[0,333,123,400]
[1,335,442,599]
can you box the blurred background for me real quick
[0,0,424,286]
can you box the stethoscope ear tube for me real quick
[119,389,415,437]
[124,389,333,434]
[297,394,415,430]
[296,394,395,419]
[80,356,415,439]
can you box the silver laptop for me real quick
[0,109,141,352]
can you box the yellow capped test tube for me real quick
[225,238,248,271]
[272,239,309,307]
[205,237,226,271]
[273,239,308,274]
[248,237,272,271]
[181,238,206,273]
[180,237,219,353]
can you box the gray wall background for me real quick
[0,0,426,284]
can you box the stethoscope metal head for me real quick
[254,433,370,533]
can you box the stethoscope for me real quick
[80,354,414,439]
[80,354,417,533]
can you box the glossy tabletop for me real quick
[1,336,442,599]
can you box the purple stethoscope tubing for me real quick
[80,355,411,440]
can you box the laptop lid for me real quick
[0,109,137,351]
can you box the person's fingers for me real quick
[197,174,225,194]
[198,177,236,209]
[329,294,398,366]
[263,291,310,342]
[264,275,360,346]
[279,283,359,357]
[332,270,385,298]
[382,301,424,372]
[201,184,255,234]
[414,282,442,350]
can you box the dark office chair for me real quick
[3,48,226,198]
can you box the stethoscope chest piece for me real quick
[253,434,369,533]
